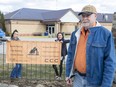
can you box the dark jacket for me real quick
[55,39,70,56]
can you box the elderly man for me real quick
[66,5,116,87]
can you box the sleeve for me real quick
[66,32,75,77]
[101,32,116,87]
[64,40,70,43]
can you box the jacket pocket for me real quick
[91,41,106,47]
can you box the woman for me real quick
[10,30,22,79]
[52,32,70,80]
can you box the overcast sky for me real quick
[0,0,116,14]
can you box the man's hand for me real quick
[66,77,72,86]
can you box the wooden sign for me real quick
[6,41,61,64]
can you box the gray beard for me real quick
[82,23,93,29]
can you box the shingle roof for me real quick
[97,13,113,23]
[5,9,20,19]
[75,12,113,23]
[5,8,113,23]
[5,8,51,20]
[42,8,74,21]
[5,8,77,22]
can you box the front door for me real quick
[46,25,55,34]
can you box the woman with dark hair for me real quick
[10,29,22,79]
[52,32,70,80]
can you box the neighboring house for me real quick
[97,13,113,31]
[4,8,113,36]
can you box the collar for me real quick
[81,27,90,35]
[75,21,101,38]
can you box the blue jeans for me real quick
[10,64,22,78]
[73,72,101,87]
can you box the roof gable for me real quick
[60,10,79,22]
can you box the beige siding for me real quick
[5,21,11,34]
[61,23,77,34]
[6,20,46,35]
[5,20,112,36]
[100,23,112,31]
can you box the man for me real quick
[66,5,116,87]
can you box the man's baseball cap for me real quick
[78,5,97,16]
